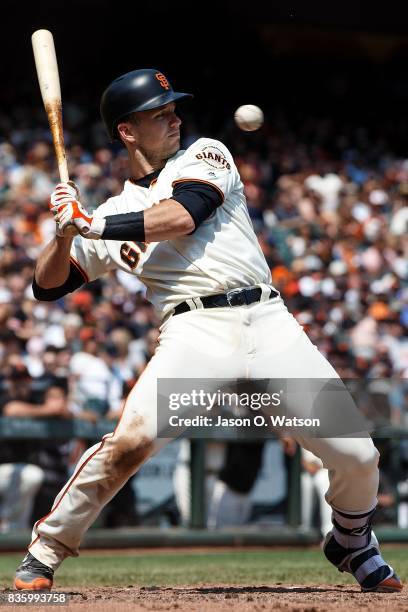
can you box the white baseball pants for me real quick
[30,297,379,569]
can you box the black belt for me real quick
[173,286,279,316]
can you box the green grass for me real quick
[1,547,408,588]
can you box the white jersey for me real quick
[70,138,272,319]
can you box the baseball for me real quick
[234,104,264,131]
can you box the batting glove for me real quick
[49,182,81,237]
[50,182,105,239]
[49,181,81,212]
[56,199,105,240]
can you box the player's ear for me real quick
[117,122,138,145]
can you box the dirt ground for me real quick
[1,584,407,612]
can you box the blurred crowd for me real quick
[0,101,407,533]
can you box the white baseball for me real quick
[234,104,264,132]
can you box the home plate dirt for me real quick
[2,585,406,611]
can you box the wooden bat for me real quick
[31,29,69,182]
[31,29,79,235]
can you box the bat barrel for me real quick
[31,29,69,182]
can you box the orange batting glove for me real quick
[49,182,80,237]
[50,182,105,239]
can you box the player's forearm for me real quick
[101,200,195,242]
[35,236,74,289]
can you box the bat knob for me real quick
[62,223,79,237]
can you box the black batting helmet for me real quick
[100,68,193,141]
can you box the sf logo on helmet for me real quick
[155,73,170,90]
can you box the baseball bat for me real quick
[31,29,81,235]
[31,29,69,182]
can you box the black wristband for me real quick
[102,211,145,241]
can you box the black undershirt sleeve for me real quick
[172,181,223,232]
[32,262,85,301]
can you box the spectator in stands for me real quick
[0,363,44,532]
[0,362,74,531]
[69,335,122,418]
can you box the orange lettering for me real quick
[120,243,140,269]
[155,73,170,90]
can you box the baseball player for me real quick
[14,69,402,593]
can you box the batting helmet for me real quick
[100,68,193,141]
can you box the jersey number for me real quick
[120,241,147,269]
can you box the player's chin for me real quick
[167,137,180,155]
